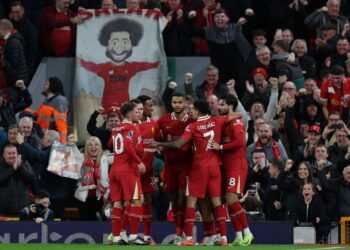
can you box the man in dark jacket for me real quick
[0,80,32,130]
[304,0,349,38]
[189,9,251,97]
[195,65,228,100]
[263,159,288,221]
[0,19,28,87]
[9,1,38,77]
[291,39,317,80]
[17,130,74,218]
[87,106,121,150]
[0,143,35,216]
[271,40,304,89]
[161,0,193,56]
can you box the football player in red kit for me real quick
[212,94,254,246]
[109,102,146,245]
[153,100,241,246]
[137,95,161,245]
[157,93,194,243]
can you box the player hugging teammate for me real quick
[108,93,254,246]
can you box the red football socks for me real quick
[129,206,143,235]
[176,207,185,237]
[184,207,196,237]
[111,207,122,236]
[121,204,130,231]
[229,202,248,231]
[142,203,152,236]
[214,205,227,237]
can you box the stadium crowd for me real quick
[0,0,349,246]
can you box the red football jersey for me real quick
[138,117,160,169]
[320,78,350,114]
[133,123,143,157]
[111,121,142,174]
[158,112,193,170]
[181,115,228,168]
[221,117,248,167]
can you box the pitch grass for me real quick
[0,244,348,250]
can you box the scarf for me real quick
[81,156,100,190]
[256,138,281,160]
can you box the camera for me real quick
[248,184,256,196]
[35,203,45,214]
[330,123,343,130]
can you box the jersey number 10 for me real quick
[113,133,124,155]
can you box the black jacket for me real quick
[3,31,29,85]
[263,171,288,221]
[161,4,193,56]
[19,205,54,221]
[298,54,317,80]
[13,17,38,69]
[18,142,74,200]
[0,159,35,215]
[291,194,329,231]
[271,53,304,81]
[189,22,251,96]
[319,169,350,217]
[0,88,32,129]
[87,111,111,150]
[195,81,228,100]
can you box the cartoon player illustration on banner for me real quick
[79,18,159,109]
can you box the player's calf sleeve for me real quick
[111,207,122,236]
[232,201,249,229]
[214,205,227,237]
[129,206,143,235]
[142,203,152,236]
[176,207,185,237]
[229,202,248,230]
[184,207,196,237]
[121,204,130,231]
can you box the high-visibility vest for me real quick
[34,95,69,142]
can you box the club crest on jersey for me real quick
[127,130,134,139]
[234,119,242,126]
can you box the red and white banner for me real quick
[73,8,168,140]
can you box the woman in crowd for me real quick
[282,161,321,218]
[74,136,111,220]
[291,183,330,243]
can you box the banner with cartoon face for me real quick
[73,8,168,141]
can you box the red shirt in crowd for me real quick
[40,6,76,56]
[320,78,350,114]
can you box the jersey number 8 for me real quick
[229,178,236,187]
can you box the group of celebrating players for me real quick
[108,92,254,246]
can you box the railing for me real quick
[340,217,350,244]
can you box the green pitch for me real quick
[0,244,348,250]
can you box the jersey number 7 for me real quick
[204,130,214,151]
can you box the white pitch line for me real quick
[299,247,347,250]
